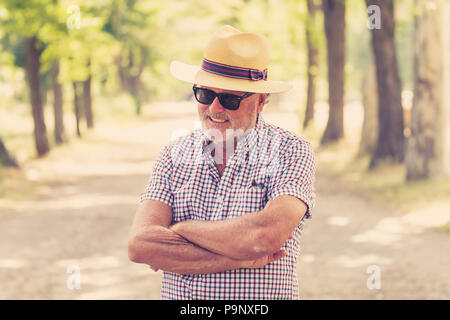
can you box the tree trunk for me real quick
[321,0,345,145]
[115,53,129,92]
[83,59,94,129]
[130,74,142,115]
[358,51,378,157]
[304,0,319,129]
[366,0,404,169]
[406,0,445,180]
[0,138,19,168]
[51,61,68,145]
[73,82,83,137]
[116,48,146,115]
[443,2,450,177]
[129,50,145,115]
[24,36,50,157]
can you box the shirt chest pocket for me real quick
[228,185,268,217]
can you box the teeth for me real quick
[211,117,227,123]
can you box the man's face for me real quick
[197,86,266,142]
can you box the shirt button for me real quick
[216,195,223,203]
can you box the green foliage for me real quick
[0,0,424,104]
[395,0,415,90]
[346,0,371,99]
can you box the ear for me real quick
[256,93,267,113]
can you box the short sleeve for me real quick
[140,145,173,207]
[268,139,316,219]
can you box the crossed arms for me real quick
[128,195,307,275]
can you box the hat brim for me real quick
[170,61,292,94]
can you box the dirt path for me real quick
[1,107,449,299]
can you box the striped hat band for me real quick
[201,58,268,81]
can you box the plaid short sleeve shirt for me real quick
[141,114,316,300]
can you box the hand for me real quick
[240,250,286,269]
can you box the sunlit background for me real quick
[0,0,450,299]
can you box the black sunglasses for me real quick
[192,86,255,110]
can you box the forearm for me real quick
[129,225,245,274]
[169,197,303,260]
[170,212,270,260]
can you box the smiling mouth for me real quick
[208,116,229,123]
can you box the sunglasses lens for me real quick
[195,88,215,105]
[193,86,245,110]
[219,94,240,110]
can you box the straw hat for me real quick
[170,25,292,93]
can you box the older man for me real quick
[128,25,316,300]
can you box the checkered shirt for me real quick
[140,114,316,300]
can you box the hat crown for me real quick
[169,25,292,93]
[204,25,270,71]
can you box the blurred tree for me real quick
[405,0,445,180]
[51,1,119,132]
[0,138,19,168]
[444,2,450,177]
[50,61,67,144]
[366,0,405,168]
[73,81,83,137]
[104,0,156,115]
[358,51,378,157]
[24,36,50,156]
[28,1,69,146]
[83,58,93,128]
[0,0,72,155]
[304,0,320,129]
[321,0,345,145]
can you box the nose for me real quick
[209,97,226,114]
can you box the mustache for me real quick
[204,111,230,121]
